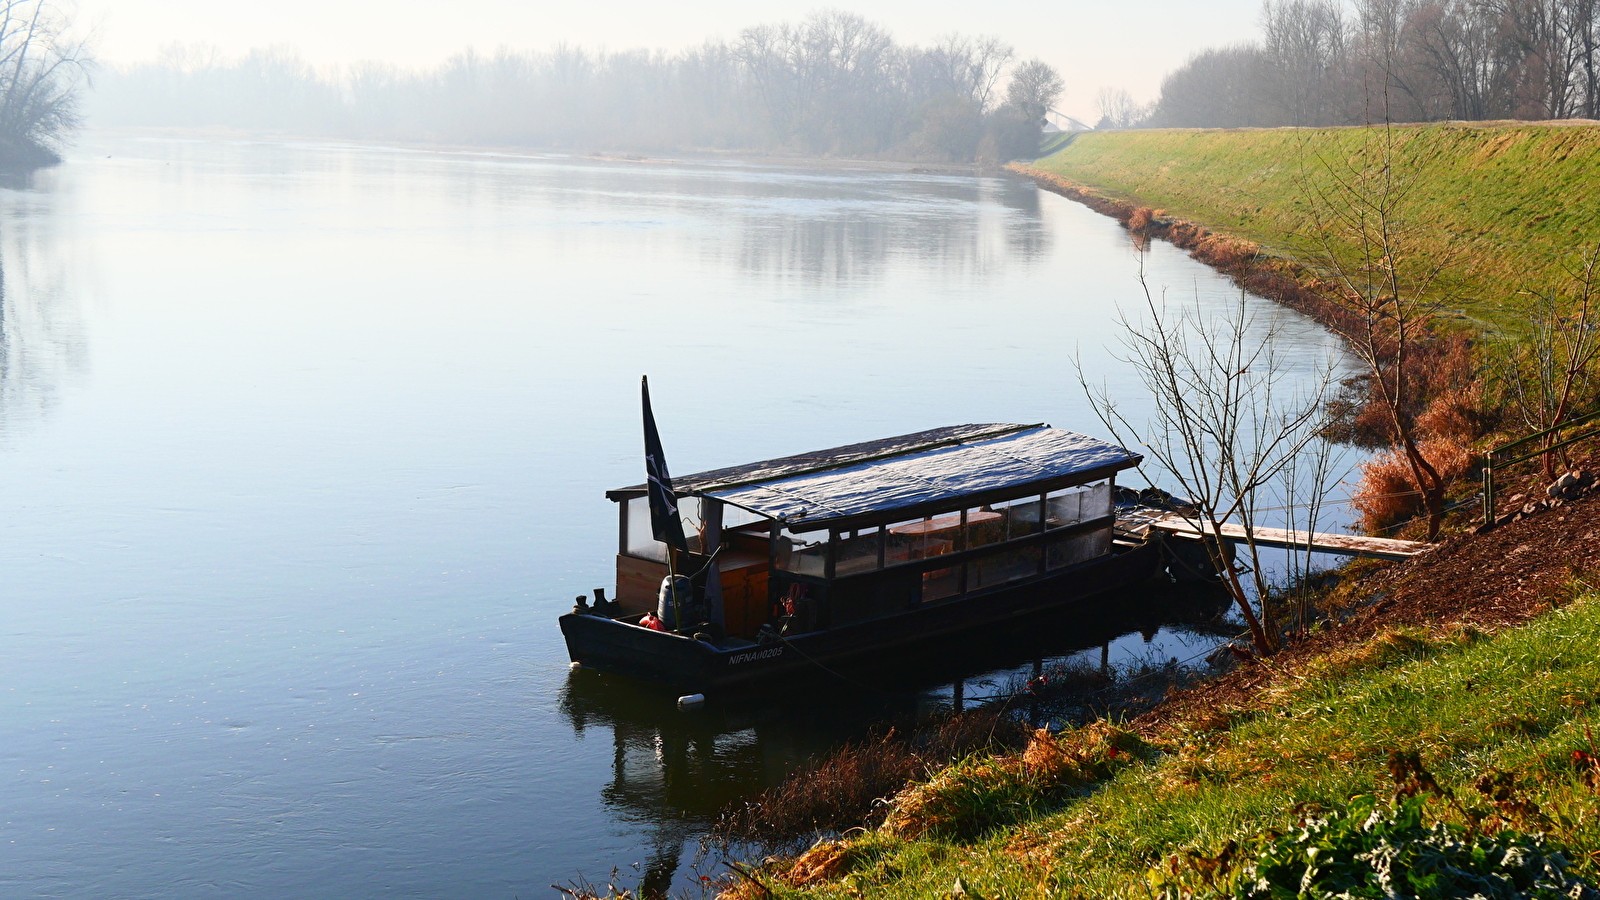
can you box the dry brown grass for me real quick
[711,711,1029,849]
[783,839,855,886]
[879,722,1147,841]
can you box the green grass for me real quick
[1029,123,1600,331]
[754,592,1600,898]
[1034,131,1079,158]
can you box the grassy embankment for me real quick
[1023,123,1600,331]
[733,591,1600,898]
[721,126,1600,898]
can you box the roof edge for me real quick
[605,422,1044,498]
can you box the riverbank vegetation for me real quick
[88,12,1059,164]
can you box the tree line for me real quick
[1141,0,1600,128]
[90,12,1064,164]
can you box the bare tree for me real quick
[918,33,1013,110]
[1081,270,1339,655]
[1263,0,1351,124]
[0,0,88,161]
[1093,87,1146,128]
[1006,59,1063,124]
[1494,244,1600,474]
[1299,125,1456,539]
[1144,0,1600,127]
[1145,45,1276,127]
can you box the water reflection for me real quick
[730,171,1053,285]
[0,183,86,438]
[559,581,1233,893]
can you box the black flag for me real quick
[641,376,688,554]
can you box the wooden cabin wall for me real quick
[718,554,770,638]
[615,555,669,614]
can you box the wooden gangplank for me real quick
[1145,513,1435,561]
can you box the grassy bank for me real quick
[728,587,1600,898]
[1027,123,1600,330]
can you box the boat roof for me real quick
[607,423,1141,531]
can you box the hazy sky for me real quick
[75,0,1265,119]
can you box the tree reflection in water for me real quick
[0,169,86,437]
[558,581,1233,894]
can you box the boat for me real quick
[560,416,1172,698]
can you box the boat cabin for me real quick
[603,423,1142,639]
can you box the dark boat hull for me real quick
[559,540,1165,694]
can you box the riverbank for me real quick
[1017,122,1600,332]
[0,136,60,172]
[81,125,1004,178]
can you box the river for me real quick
[0,132,1352,897]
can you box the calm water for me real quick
[0,132,1350,898]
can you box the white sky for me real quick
[73,0,1266,120]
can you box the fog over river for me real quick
[0,132,1352,897]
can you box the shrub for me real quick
[1244,795,1598,899]
[1351,437,1475,533]
[1152,795,1600,899]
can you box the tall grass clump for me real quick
[712,711,1029,849]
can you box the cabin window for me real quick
[1046,529,1113,570]
[970,544,1042,589]
[964,495,1043,549]
[963,506,1006,549]
[624,496,669,562]
[679,497,707,554]
[885,512,962,566]
[833,526,882,576]
[624,495,717,558]
[721,504,768,531]
[1044,481,1112,530]
[774,528,828,577]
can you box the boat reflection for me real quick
[557,581,1233,895]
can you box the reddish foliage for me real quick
[1351,437,1476,533]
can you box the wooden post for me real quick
[1100,642,1110,677]
[953,678,964,713]
[1482,465,1491,526]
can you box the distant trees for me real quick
[1008,59,1066,123]
[0,0,89,166]
[1093,87,1148,128]
[90,13,1064,164]
[1145,0,1600,127]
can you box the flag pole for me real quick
[641,375,689,634]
